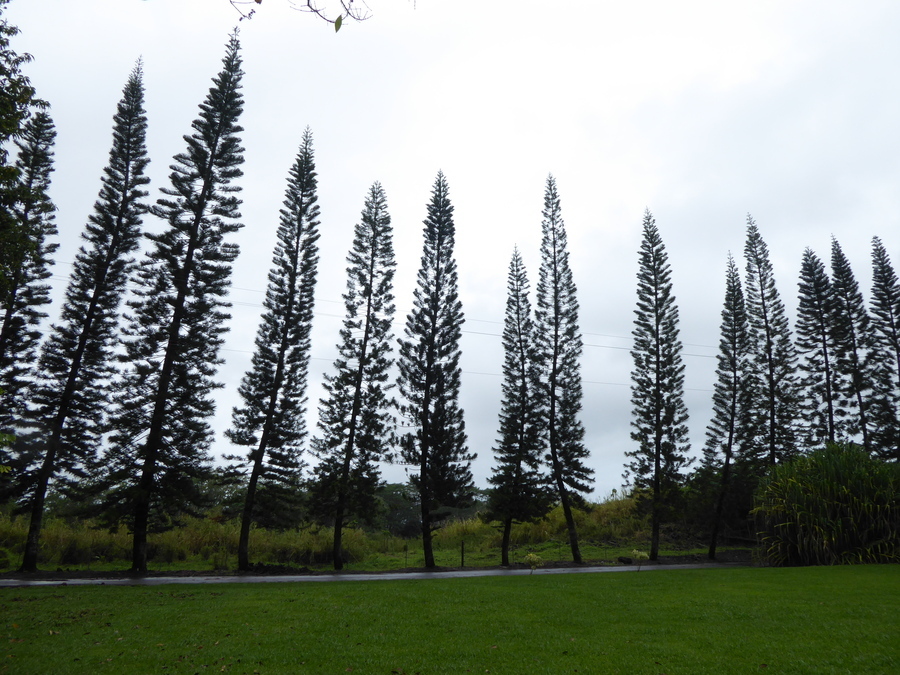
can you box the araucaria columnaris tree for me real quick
[105,32,246,573]
[627,210,690,562]
[869,236,900,459]
[532,175,592,564]
[743,215,799,467]
[0,0,44,302]
[19,64,150,573]
[703,254,751,560]
[397,171,474,570]
[309,181,396,571]
[0,111,57,463]
[485,247,552,567]
[225,128,320,571]
[795,247,844,448]
[829,237,892,455]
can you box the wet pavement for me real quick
[0,562,746,587]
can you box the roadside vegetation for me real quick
[0,492,721,574]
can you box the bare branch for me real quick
[291,0,372,24]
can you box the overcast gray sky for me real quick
[9,0,900,498]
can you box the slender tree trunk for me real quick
[237,454,262,571]
[547,353,582,564]
[20,439,56,571]
[332,501,346,570]
[421,497,435,568]
[131,292,188,573]
[238,331,291,571]
[650,443,661,561]
[330,279,373,571]
[708,449,733,561]
[419,320,437,569]
[501,517,512,567]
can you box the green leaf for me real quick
[335,15,342,32]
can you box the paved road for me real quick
[0,562,746,587]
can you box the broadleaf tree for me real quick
[19,64,150,572]
[532,175,592,564]
[626,210,691,561]
[309,181,397,571]
[104,32,246,573]
[225,127,320,571]
[397,171,475,569]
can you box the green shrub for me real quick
[754,443,900,566]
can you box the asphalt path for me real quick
[0,562,746,587]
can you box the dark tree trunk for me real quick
[708,450,733,561]
[501,517,512,567]
[421,500,435,568]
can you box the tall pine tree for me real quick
[19,64,150,572]
[627,210,690,561]
[225,128,319,571]
[0,0,44,302]
[869,236,900,458]
[830,237,890,454]
[105,32,246,573]
[703,254,752,560]
[532,175,592,564]
[309,181,396,571]
[485,248,552,566]
[794,247,844,447]
[743,215,799,466]
[0,111,57,473]
[397,171,474,569]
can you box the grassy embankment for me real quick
[0,497,721,572]
[2,565,897,674]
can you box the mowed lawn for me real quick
[1,565,897,674]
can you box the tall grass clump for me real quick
[754,442,900,566]
[508,495,648,547]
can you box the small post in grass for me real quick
[461,540,465,568]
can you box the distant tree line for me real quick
[2,10,899,572]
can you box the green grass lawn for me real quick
[2,565,897,674]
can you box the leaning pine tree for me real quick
[397,171,475,569]
[703,254,752,560]
[104,32,246,573]
[485,248,552,566]
[19,64,150,573]
[225,128,320,571]
[743,215,799,467]
[532,175,593,564]
[309,181,397,571]
[0,111,57,444]
[627,210,691,562]
[830,237,893,455]
[794,247,843,447]
[0,0,44,302]
[869,237,900,459]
